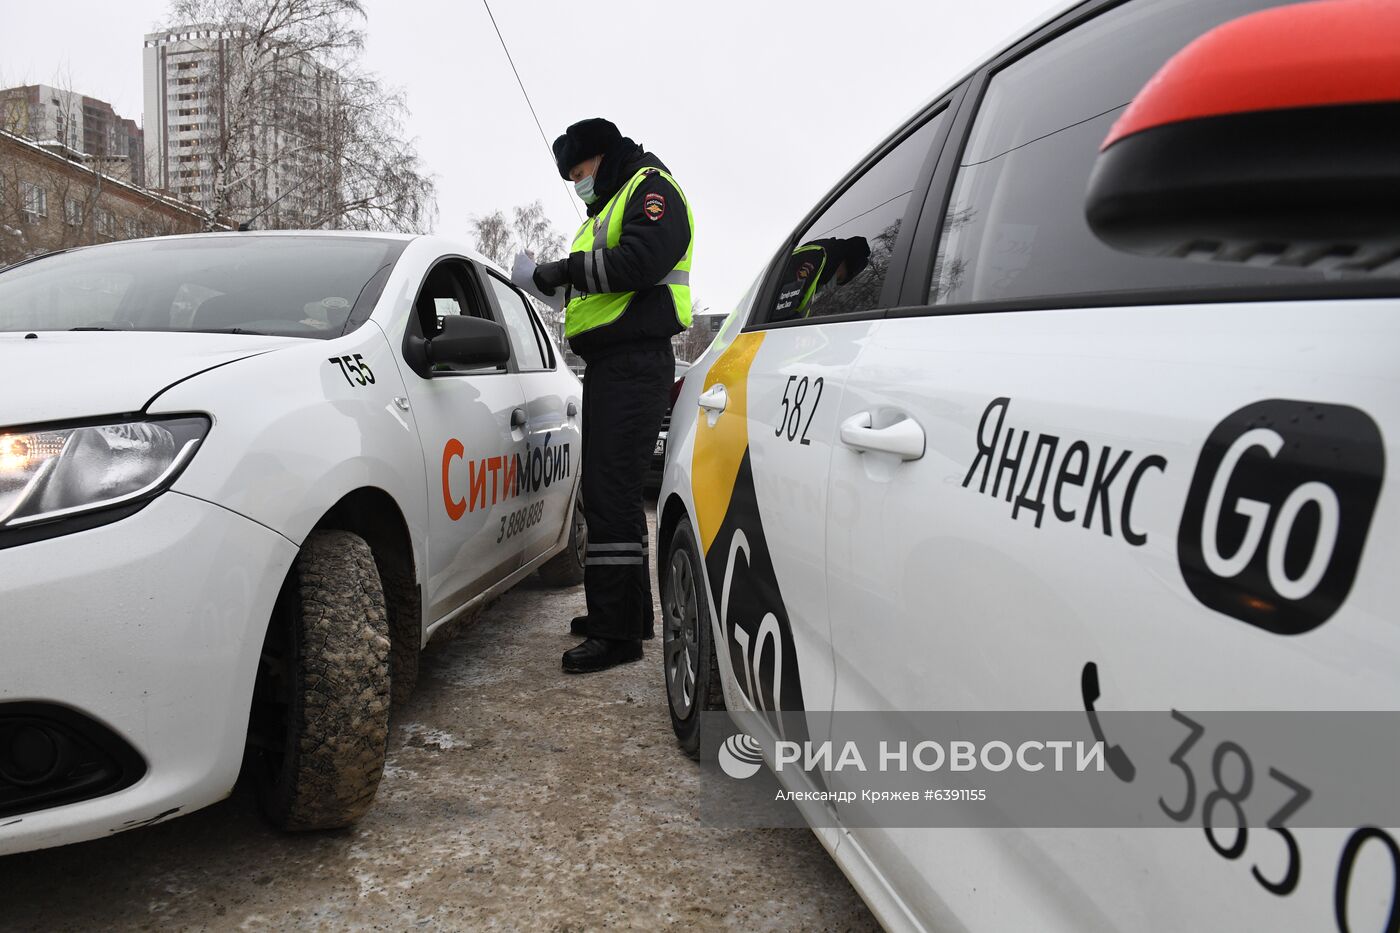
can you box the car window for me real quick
[485,273,550,371]
[414,259,505,375]
[761,110,946,325]
[525,299,557,370]
[170,282,221,329]
[0,236,406,338]
[926,0,1388,306]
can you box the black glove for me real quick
[532,259,570,295]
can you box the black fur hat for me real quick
[553,118,622,179]
[841,236,872,278]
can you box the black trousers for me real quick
[580,345,674,641]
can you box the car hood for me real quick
[0,331,302,427]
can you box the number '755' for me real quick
[330,354,375,387]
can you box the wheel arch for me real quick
[312,487,423,705]
[658,491,691,567]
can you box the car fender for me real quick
[661,295,758,716]
[146,321,429,597]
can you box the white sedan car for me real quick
[657,0,1399,930]
[0,231,585,853]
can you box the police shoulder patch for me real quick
[643,192,666,221]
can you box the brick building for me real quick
[0,129,211,267]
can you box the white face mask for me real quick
[574,173,598,205]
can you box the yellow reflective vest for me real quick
[564,166,694,341]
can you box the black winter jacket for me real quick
[563,144,692,362]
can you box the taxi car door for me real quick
[400,257,529,624]
[479,269,581,567]
[691,106,956,797]
[822,0,1400,930]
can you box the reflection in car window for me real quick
[771,238,872,322]
[0,235,406,338]
[765,110,945,324]
[486,274,549,371]
[927,0,1367,305]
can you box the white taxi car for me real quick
[0,231,585,853]
[657,0,1399,929]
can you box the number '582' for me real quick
[776,375,824,445]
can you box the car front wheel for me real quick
[538,493,587,587]
[252,529,391,830]
[662,517,724,758]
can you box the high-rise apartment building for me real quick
[143,24,339,227]
[0,84,145,186]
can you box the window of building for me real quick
[21,183,47,219]
[760,109,946,325]
[97,209,115,238]
[485,272,551,371]
[926,0,1387,306]
[64,197,83,227]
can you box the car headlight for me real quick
[0,417,209,530]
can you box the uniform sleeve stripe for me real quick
[583,252,599,293]
[588,542,645,553]
[593,249,611,293]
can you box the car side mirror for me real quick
[404,314,510,377]
[1085,0,1400,271]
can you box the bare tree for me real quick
[163,0,436,232]
[671,299,716,362]
[470,209,515,269]
[470,200,565,268]
[511,201,565,263]
[0,135,194,266]
[469,200,568,324]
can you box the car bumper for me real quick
[0,491,298,854]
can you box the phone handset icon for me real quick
[1081,661,1136,783]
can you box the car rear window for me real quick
[929,0,1400,306]
[0,235,407,338]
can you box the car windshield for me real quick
[0,235,408,339]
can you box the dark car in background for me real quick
[646,359,691,490]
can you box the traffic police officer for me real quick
[528,117,693,674]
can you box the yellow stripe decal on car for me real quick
[691,331,765,553]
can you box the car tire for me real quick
[376,558,420,708]
[662,517,725,759]
[255,529,391,831]
[537,493,586,587]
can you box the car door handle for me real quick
[840,412,925,461]
[566,401,578,417]
[511,408,527,428]
[697,384,728,413]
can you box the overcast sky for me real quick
[1,0,1061,314]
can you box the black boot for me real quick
[562,637,643,674]
[572,615,653,640]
